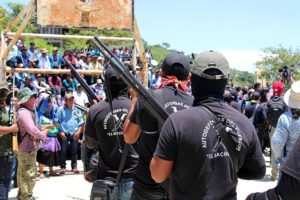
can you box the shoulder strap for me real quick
[252,104,259,118]
[200,105,242,173]
[114,144,129,185]
[16,107,30,142]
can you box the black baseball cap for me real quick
[105,67,121,80]
[161,52,190,74]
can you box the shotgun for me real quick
[89,36,169,124]
[10,74,18,152]
[63,58,100,104]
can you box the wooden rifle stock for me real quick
[90,36,169,124]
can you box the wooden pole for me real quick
[6,67,103,75]
[2,0,34,35]
[134,18,148,87]
[6,32,134,41]
[0,0,35,82]
[0,33,5,82]
[1,4,35,61]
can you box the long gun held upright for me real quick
[10,74,18,152]
[90,36,169,124]
[63,58,100,104]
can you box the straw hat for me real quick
[40,48,48,54]
[284,80,300,109]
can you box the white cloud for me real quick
[220,50,262,72]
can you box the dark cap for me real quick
[191,50,229,80]
[251,91,261,100]
[161,52,190,74]
[105,67,121,80]
[29,41,35,45]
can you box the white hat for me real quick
[284,81,300,109]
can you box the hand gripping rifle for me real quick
[89,36,169,124]
[63,58,100,104]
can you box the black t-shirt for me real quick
[85,95,138,179]
[281,134,300,180]
[154,98,265,200]
[130,86,193,189]
[245,103,267,128]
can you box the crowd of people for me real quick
[0,41,299,200]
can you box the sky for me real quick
[1,0,300,72]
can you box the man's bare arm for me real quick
[123,92,141,144]
[150,156,174,183]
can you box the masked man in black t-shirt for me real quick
[150,51,266,200]
[83,67,139,200]
[123,52,194,200]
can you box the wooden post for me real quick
[6,67,103,75]
[134,18,148,87]
[0,1,34,82]
[2,0,34,35]
[0,33,5,82]
[6,32,133,41]
[1,4,35,61]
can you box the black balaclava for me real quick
[191,74,227,106]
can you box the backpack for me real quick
[267,96,286,127]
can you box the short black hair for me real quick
[254,82,261,89]
[162,63,189,81]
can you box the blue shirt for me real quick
[49,55,64,69]
[272,110,300,163]
[55,105,84,135]
[27,49,40,62]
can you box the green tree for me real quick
[230,68,255,87]
[0,6,9,31]
[148,44,171,68]
[255,45,300,85]
[6,2,37,33]
[162,42,170,49]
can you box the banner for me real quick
[37,0,133,30]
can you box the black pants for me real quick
[246,172,300,200]
[131,185,169,200]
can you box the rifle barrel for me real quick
[64,58,100,104]
[90,36,169,124]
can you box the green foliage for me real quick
[162,42,170,49]
[230,68,255,87]
[0,6,9,31]
[64,28,134,50]
[145,44,171,66]
[255,45,300,86]
[6,3,37,33]
[6,2,23,18]
[24,38,54,52]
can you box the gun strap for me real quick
[114,144,129,186]
[199,104,241,174]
